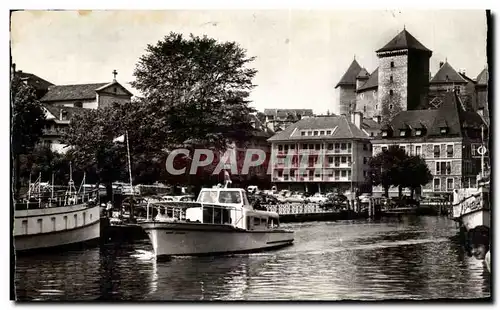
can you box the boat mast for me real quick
[38,171,41,207]
[126,130,133,196]
[51,172,54,200]
[481,125,485,178]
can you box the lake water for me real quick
[14,215,491,301]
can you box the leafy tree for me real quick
[11,73,46,198]
[131,32,257,152]
[256,112,266,124]
[62,107,127,198]
[367,145,408,197]
[400,155,433,199]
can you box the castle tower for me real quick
[376,29,432,123]
[335,58,363,115]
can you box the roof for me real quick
[356,68,370,79]
[385,92,485,139]
[476,68,488,86]
[335,59,363,88]
[40,81,134,102]
[16,71,54,90]
[41,83,108,102]
[362,118,382,130]
[268,115,369,142]
[357,68,379,92]
[376,29,432,54]
[263,109,314,118]
[42,103,87,121]
[430,62,468,84]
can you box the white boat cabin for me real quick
[146,186,280,231]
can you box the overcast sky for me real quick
[11,10,487,114]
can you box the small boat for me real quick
[13,171,101,253]
[452,174,490,232]
[139,182,294,259]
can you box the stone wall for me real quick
[355,89,378,118]
[378,54,408,123]
[339,86,356,115]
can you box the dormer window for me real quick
[320,130,325,135]
[440,127,448,134]
[301,131,306,136]
[415,129,422,136]
[390,75,393,83]
[382,131,388,137]
[313,131,319,136]
[326,130,331,135]
[400,130,407,137]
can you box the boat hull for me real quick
[14,204,101,252]
[459,209,490,231]
[140,222,294,258]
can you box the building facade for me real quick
[371,91,487,197]
[39,76,134,153]
[267,112,372,194]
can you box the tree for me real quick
[131,32,257,152]
[62,107,127,198]
[11,73,46,198]
[256,112,266,124]
[367,145,408,197]
[400,155,433,199]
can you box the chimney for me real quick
[439,61,444,68]
[12,63,16,73]
[353,111,363,129]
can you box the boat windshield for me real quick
[198,190,218,203]
[218,191,242,204]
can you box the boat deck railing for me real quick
[144,201,247,226]
[15,189,99,210]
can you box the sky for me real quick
[10,10,488,115]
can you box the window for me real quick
[390,75,393,82]
[284,174,289,181]
[37,219,43,233]
[328,157,334,164]
[440,127,448,134]
[74,214,78,227]
[389,90,394,96]
[363,157,367,164]
[347,170,351,179]
[341,156,347,163]
[51,217,56,231]
[90,214,93,221]
[114,87,117,93]
[400,145,406,153]
[326,130,332,135]
[320,130,325,135]
[302,143,308,150]
[370,132,374,137]
[435,162,440,175]
[278,170,283,177]
[308,131,312,136]
[400,130,406,137]
[254,217,261,226]
[301,131,306,136]
[471,144,477,156]
[83,212,86,225]
[327,143,333,150]
[315,144,321,150]
[447,178,454,191]
[415,129,422,136]
[22,220,28,234]
[314,131,319,136]
[290,144,295,150]
[415,145,422,156]
[382,131,388,137]
[284,145,289,152]
[341,143,346,150]
[335,143,340,149]
[434,178,441,191]
[389,104,394,110]
[390,61,395,68]
[363,106,367,113]
[278,145,283,151]
[363,144,368,151]
[74,101,83,108]
[348,143,352,151]
[382,146,388,152]
[315,172,321,178]
[341,170,347,177]
[447,145,453,158]
[434,145,440,158]
[64,216,68,229]
[309,144,314,149]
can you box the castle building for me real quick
[371,91,487,198]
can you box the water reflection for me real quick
[15,216,490,301]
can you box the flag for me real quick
[113,134,125,143]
